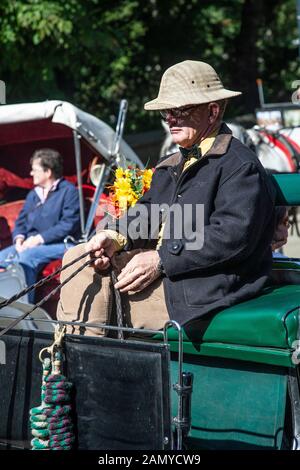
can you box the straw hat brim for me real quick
[144,88,241,110]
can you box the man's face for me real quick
[30,158,52,187]
[163,103,219,148]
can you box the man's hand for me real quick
[85,232,118,270]
[114,250,161,293]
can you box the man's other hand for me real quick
[114,250,161,293]
[85,232,117,270]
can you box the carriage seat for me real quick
[165,283,300,367]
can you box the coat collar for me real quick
[34,178,63,203]
[156,122,233,169]
[205,123,232,157]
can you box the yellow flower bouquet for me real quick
[107,167,154,218]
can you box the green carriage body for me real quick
[165,173,300,450]
[168,282,300,450]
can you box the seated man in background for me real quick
[270,207,300,284]
[272,207,289,252]
[0,148,80,302]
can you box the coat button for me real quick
[167,240,183,255]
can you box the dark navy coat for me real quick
[112,124,276,326]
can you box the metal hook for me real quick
[38,324,66,363]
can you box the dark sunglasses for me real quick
[160,105,199,121]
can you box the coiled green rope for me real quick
[30,326,75,450]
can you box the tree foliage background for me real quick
[0,0,299,132]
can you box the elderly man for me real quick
[57,60,276,335]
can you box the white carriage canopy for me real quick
[0,100,143,178]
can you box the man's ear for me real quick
[208,102,220,123]
[46,168,53,179]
